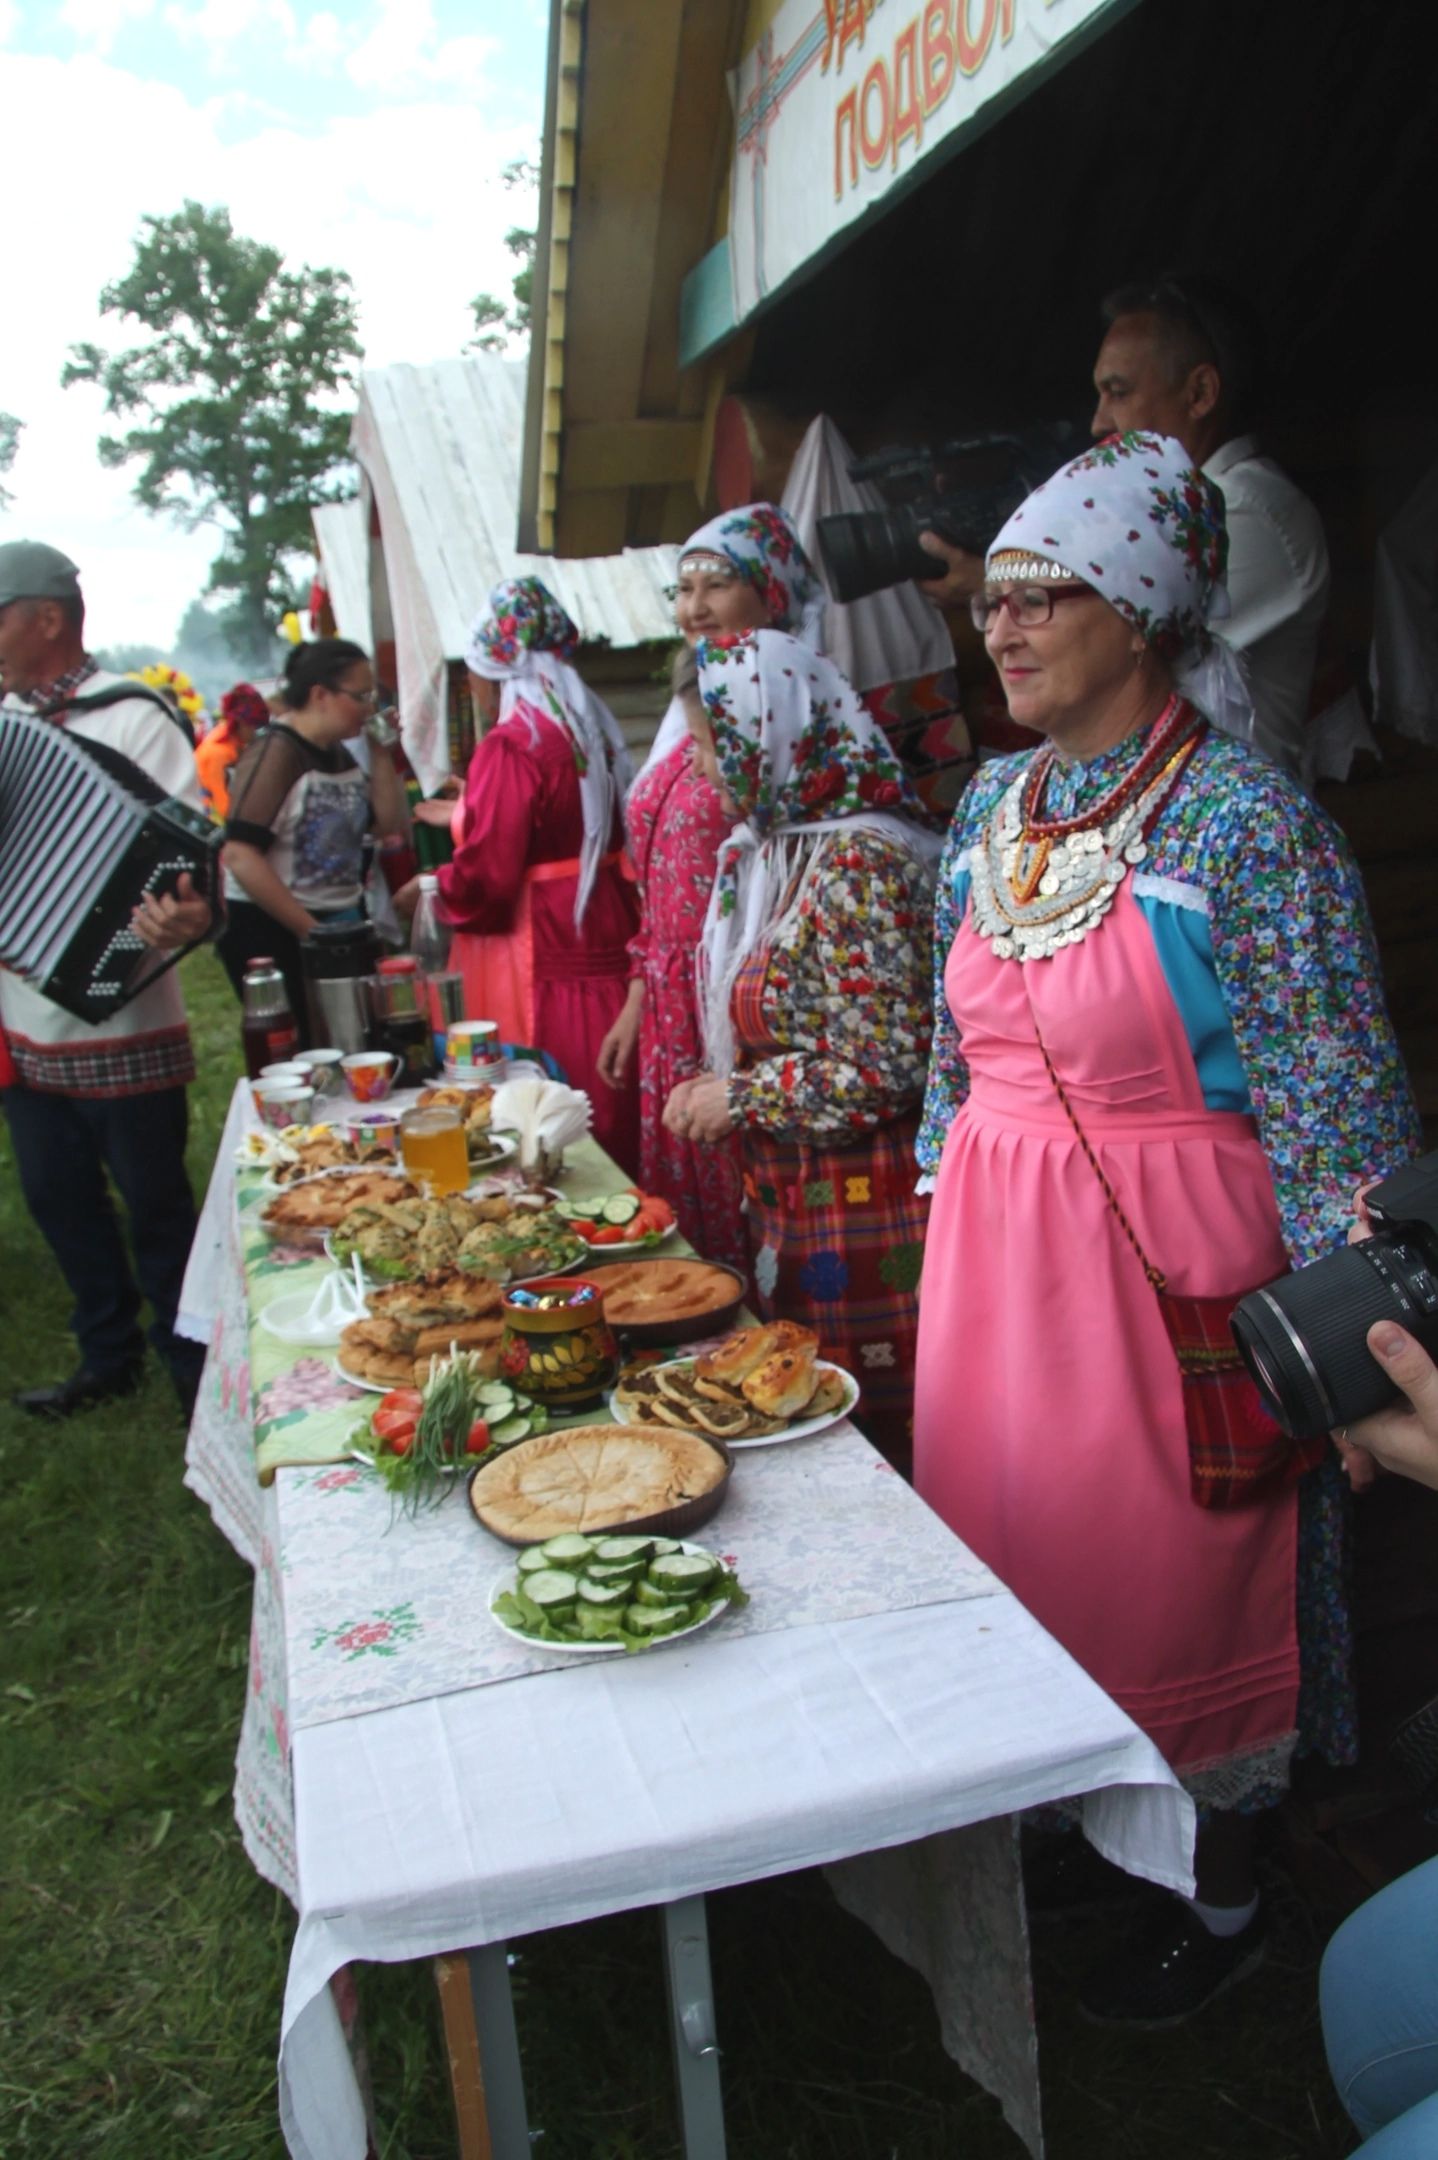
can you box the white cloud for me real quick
[0,48,539,648]
[346,0,498,96]
[161,0,296,56]
[58,0,157,53]
[0,0,21,42]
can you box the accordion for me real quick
[0,704,223,1022]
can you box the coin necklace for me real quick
[970,701,1205,963]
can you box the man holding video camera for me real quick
[915,276,1328,773]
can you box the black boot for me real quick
[1079,1896,1266,2027]
[13,1364,146,1420]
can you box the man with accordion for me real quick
[0,541,222,1422]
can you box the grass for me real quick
[0,948,1361,2158]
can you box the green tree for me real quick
[467,157,538,353]
[0,411,21,508]
[63,202,362,665]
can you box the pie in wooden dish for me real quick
[594,1258,744,1340]
[468,1424,730,1544]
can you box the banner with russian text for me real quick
[728,0,1121,323]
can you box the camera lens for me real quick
[816,510,949,605]
[1232,1234,1438,1440]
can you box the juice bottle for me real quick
[241,959,299,1079]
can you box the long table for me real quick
[181,1081,1194,2160]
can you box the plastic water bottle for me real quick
[409,874,451,974]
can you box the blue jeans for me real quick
[2,1081,204,1392]
[1322,1854,1438,2155]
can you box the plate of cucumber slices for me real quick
[548,1191,677,1251]
[488,1534,747,1656]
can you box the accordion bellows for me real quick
[0,709,223,1021]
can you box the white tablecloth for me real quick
[182,1083,1195,2160]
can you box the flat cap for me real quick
[0,540,82,608]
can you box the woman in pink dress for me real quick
[596,506,826,1265]
[913,433,1419,2023]
[400,578,639,1172]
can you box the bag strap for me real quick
[1031,1018,1168,1295]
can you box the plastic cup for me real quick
[400,1106,470,1196]
[446,1019,502,1071]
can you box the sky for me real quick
[0,0,548,650]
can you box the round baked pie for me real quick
[594,1259,743,1331]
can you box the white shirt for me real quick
[0,670,201,1061]
[1203,434,1330,772]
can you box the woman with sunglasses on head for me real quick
[913,432,1418,2023]
[595,505,827,1273]
[219,638,409,1043]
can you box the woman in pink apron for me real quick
[417,578,639,1172]
[913,431,1419,2022]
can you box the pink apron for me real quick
[914,883,1299,1784]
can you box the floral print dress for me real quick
[726,829,934,1470]
[624,743,747,1276]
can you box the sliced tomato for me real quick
[373,1405,419,1448]
[465,1417,491,1456]
[377,1387,422,1416]
[570,1218,601,1239]
[589,1224,624,1245]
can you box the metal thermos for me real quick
[300,921,379,1055]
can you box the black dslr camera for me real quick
[1231,1152,1438,1440]
[815,423,1090,605]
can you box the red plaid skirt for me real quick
[743,1115,929,1472]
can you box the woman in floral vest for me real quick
[663,627,941,1469]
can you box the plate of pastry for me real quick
[333,1268,507,1390]
[609,1321,857,1448]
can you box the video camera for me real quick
[815,423,1090,605]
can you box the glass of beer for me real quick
[399,1106,470,1196]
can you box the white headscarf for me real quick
[640,502,830,780]
[987,429,1257,746]
[694,629,942,1078]
[465,576,634,925]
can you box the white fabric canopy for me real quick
[781,414,956,694]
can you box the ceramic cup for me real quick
[255,1083,317,1130]
[446,1019,502,1071]
[259,1060,313,1086]
[302,1048,346,1097]
[340,1051,402,1103]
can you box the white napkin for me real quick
[489,1076,592,1169]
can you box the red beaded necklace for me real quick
[1018,695,1199,840]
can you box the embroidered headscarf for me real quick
[987,429,1256,745]
[643,503,830,778]
[693,628,941,1077]
[464,575,633,925]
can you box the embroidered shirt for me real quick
[917,726,1420,1267]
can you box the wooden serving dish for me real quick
[466,1423,732,1547]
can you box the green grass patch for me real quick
[0,951,1357,2156]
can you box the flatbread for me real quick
[468,1424,729,1544]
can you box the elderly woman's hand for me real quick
[1335,1324,1438,1493]
[663,1074,735,1145]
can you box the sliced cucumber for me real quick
[516,1546,551,1577]
[524,1569,579,1613]
[631,1574,677,1609]
[490,1414,533,1446]
[576,1604,626,1640]
[586,1557,647,1586]
[649,1553,719,1597]
[625,1602,691,1637]
[593,1535,657,1564]
[476,1382,517,1409]
[601,1194,642,1225]
[540,1533,596,1568]
[648,1536,682,1557]
[577,1578,630,1609]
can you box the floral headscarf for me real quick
[678,503,827,649]
[219,682,269,733]
[464,575,633,926]
[693,629,940,1076]
[987,430,1256,745]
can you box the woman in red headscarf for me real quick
[195,681,269,823]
